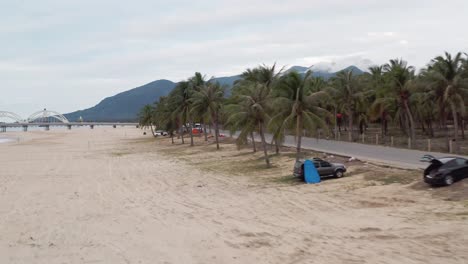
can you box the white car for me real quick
[154,130,168,136]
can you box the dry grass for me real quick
[364,170,421,185]
[125,133,468,203]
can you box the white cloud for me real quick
[0,0,467,115]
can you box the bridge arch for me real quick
[27,109,69,123]
[0,111,24,123]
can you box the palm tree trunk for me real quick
[171,133,174,144]
[440,104,449,151]
[461,116,465,140]
[213,113,220,150]
[403,100,416,140]
[180,126,185,144]
[189,119,194,146]
[259,122,270,167]
[428,119,434,138]
[334,107,337,139]
[451,104,459,153]
[296,114,303,162]
[348,112,353,141]
[381,113,385,138]
[384,119,388,136]
[250,132,256,152]
[421,118,426,133]
[203,118,208,141]
[275,138,280,154]
[149,125,155,137]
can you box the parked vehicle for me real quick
[420,155,468,186]
[293,158,347,180]
[154,130,168,136]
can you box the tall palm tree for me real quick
[329,70,366,141]
[383,59,416,140]
[153,96,179,143]
[225,96,258,152]
[226,82,272,167]
[138,104,155,136]
[425,52,468,152]
[410,91,436,137]
[226,64,280,167]
[191,82,225,149]
[169,81,192,144]
[272,71,330,161]
[463,53,468,77]
[181,73,207,146]
[368,65,395,137]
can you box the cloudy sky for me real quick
[1,0,467,117]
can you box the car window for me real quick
[439,158,455,164]
[442,160,457,168]
[455,158,467,166]
[320,161,331,167]
[313,162,319,168]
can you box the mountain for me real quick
[340,65,365,75]
[64,79,176,122]
[284,66,310,74]
[64,65,365,122]
[210,75,242,97]
[285,65,365,79]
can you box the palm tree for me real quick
[272,71,330,161]
[225,97,258,152]
[168,81,192,144]
[368,65,395,137]
[425,52,468,152]
[329,70,366,141]
[189,72,210,141]
[226,64,280,167]
[410,90,436,137]
[383,59,416,140]
[153,96,179,144]
[182,73,203,145]
[138,104,155,136]
[463,53,468,77]
[191,82,225,149]
[226,82,272,167]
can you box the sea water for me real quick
[0,125,76,143]
[0,137,13,144]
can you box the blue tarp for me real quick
[304,160,320,184]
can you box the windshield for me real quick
[438,158,455,164]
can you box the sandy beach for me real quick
[1,127,467,264]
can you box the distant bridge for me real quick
[0,109,138,132]
[0,109,70,123]
[0,111,24,123]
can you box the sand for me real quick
[0,127,467,264]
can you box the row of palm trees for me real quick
[139,51,468,167]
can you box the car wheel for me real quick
[444,175,454,186]
[334,169,344,178]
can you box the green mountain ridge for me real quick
[64,65,364,122]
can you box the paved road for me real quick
[221,130,468,170]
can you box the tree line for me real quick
[139,51,468,167]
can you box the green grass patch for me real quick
[364,171,420,185]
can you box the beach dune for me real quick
[0,128,467,264]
